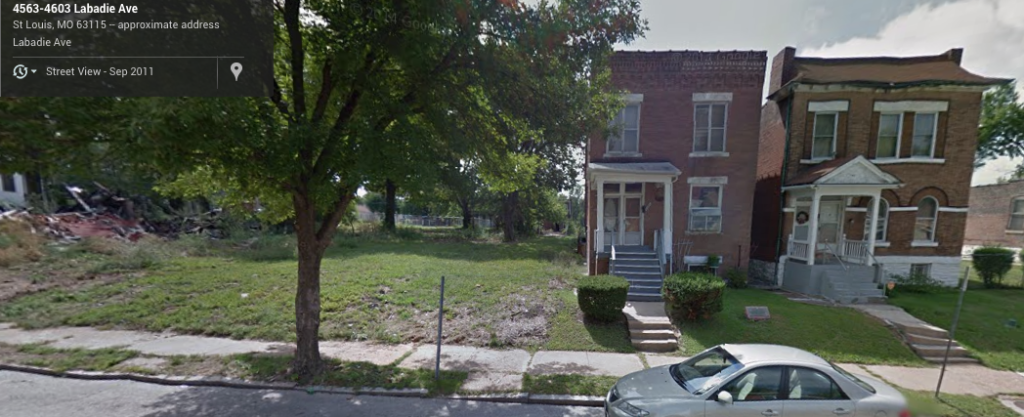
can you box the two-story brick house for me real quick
[750,47,1010,300]
[585,50,766,301]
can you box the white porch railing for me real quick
[787,235,811,261]
[839,234,869,264]
[654,229,666,271]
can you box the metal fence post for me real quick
[435,276,445,380]
[936,267,970,398]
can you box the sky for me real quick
[618,0,1024,185]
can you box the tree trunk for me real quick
[292,192,325,382]
[501,192,519,242]
[460,200,473,229]
[384,179,397,231]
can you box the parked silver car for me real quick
[606,344,908,417]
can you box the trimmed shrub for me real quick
[886,272,951,295]
[724,268,748,289]
[577,275,629,322]
[972,247,1015,288]
[663,272,725,322]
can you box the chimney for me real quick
[769,47,797,97]
[947,48,964,65]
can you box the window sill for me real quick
[873,241,891,248]
[1005,230,1024,235]
[871,158,945,165]
[690,151,730,158]
[800,158,833,165]
[686,230,722,235]
[604,152,642,158]
[911,241,939,247]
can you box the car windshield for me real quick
[830,362,876,394]
[669,347,741,394]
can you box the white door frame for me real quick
[816,200,844,250]
[604,183,644,247]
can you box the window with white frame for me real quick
[0,174,14,193]
[1008,198,1024,231]
[915,197,938,242]
[864,198,889,242]
[689,185,722,232]
[910,263,931,278]
[608,104,640,154]
[694,103,727,152]
[912,113,937,157]
[811,113,837,159]
[876,114,902,159]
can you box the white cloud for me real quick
[801,0,1024,186]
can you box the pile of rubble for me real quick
[0,183,225,243]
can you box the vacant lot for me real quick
[890,289,1024,371]
[677,289,926,366]
[0,229,631,351]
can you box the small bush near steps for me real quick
[577,275,629,322]
[972,247,1014,288]
[663,272,725,322]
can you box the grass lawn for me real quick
[521,374,618,396]
[901,389,1021,417]
[888,289,1024,371]
[0,229,624,351]
[677,289,926,366]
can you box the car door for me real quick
[783,367,856,417]
[705,366,785,417]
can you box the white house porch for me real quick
[588,162,680,258]
[782,156,902,267]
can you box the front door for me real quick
[816,201,842,250]
[782,367,856,417]
[706,366,786,417]
[603,197,619,246]
[624,196,642,245]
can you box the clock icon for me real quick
[13,64,29,79]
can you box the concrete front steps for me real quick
[892,321,979,364]
[623,302,679,352]
[821,265,886,304]
[610,246,663,302]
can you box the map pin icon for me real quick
[230,62,243,81]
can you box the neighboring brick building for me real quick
[584,50,767,299]
[750,47,1010,297]
[965,180,1024,248]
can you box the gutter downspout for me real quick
[772,89,794,287]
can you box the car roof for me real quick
[720,344,830,367]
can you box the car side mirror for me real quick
[717,391,733,404]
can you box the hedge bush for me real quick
[972,247,1015,288]
[886,272,951,295]
[724,268,748,289]
[577,275,629,322]
[662,272,725,322]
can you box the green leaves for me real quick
[976,82,1024,169]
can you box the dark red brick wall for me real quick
[750,100,787,261]
[586,51,767,271]
[965,181,1024,247]
[776,90,982,257]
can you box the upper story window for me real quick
[607,103,640,155]
[812,113,838,159]
[1008,198,1024,231]
[694,103,727,153]
[876,114,903,159]
[912,113,938,158]
[914,197,938,242]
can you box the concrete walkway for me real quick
[2,323,1023,396]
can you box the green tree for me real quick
[2,0,645,380]
[976,82,1024,169]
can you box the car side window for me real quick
[787,367,847,400]
[720,366,783,401]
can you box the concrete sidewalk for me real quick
[2,322,1023,395]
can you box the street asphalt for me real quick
[0,371,604,417]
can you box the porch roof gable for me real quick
[787,156,901,187]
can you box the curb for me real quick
[0,363,426,398]
[0,363,605,406]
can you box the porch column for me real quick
[595,178,604,252]
[806,191,821,265]
[662,179,673,257]
[866,191,881,266]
